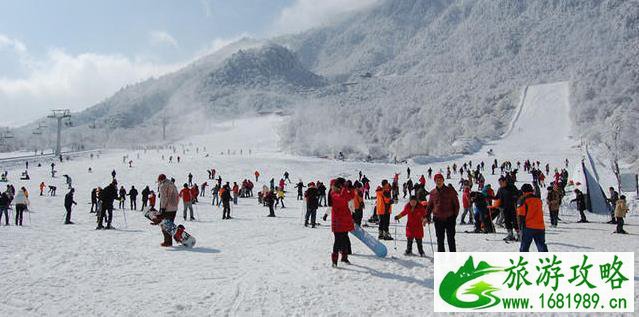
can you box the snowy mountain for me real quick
[11,0,639,166]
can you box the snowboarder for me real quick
[395,196,427,256]
[517,184,548,252]
[64,188,77,224]
[425,173,459,252]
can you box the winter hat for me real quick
[520,184,534,193]
[157,174,167,182]
[433,173,444,181]
[308,182,315,187]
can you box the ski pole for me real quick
[393,220,398,251]
[427,222,435,256]
[122,209,128,228]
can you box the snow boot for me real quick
[503,229,516,241]
[341,252,351,264]
[385,231,394,240]
[331,253,339,267]
[378,230,384,240]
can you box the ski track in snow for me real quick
[1,83,638,316]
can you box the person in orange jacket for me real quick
[39,182,46,196]
[395,196,427,256]
[376,180,393,240]
[179,184,194,221]
[517,184,548,252]
[254,170,260,182]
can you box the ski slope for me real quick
[0,85,637,316]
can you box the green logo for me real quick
[439,256,504,309]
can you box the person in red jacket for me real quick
[460,186,473,224]
[395,196,427,256]
[325,178,354,267]
[426,173,459,252]
[179,183,194,221]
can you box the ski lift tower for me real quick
[47,109,71,156]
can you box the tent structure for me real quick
[571,147,611,215]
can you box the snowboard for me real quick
[350,225,387,258]
[144,208,162,225]
[160,219,196,248]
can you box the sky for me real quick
[0,0,378,127]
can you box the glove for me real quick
[323,214,328,221]
[394,215,400,221]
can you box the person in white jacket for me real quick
[13,187,29,226]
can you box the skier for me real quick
[295,180,305,200]
[179,184,194,221]
[607,187,619,224]
[395,196,427,257]
[326,178,354,267]
[375,180,393,240]
[200,182,208,197]
[317,182,327,207]
[489,177,520,241]
[232,182,239,205]
[118,186,126,209]
[148,190,157,211]
[141,186,150,210]
[406,167,411,179]
[546,185,561,228]
[517,184,548,252]
[571,189,588,223]
[64,188,77,224]
[90,188,98,213]
[111,169,116,179]
[254,170,260,182]
[97,180,118,229]
[304,182,319,227]
[0,190,10,226]
[128,186,138,210]
[221,183,232,219]
[284,171,291,183]
[11,187,27,226]
[188,173,193,186]
[460,186,473,225]
[351,182,364,226]
[39,182,45,196]
[614,195,628,234]
[276,187,286,208]
[425,173,459,252]
[63,174,72,189]
[264,186,276,217]
[158,174,179,246]
[211,184,220,207]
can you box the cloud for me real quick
[0,34,27,54]
[0,45,184,127]
[271,0,379,35]
[149,31,179,48]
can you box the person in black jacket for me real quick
[90,188,97,213]
[141,186,150,210]
[304,182,319,227]
[118,186,126,209]
[295,181,305,200]
[98,180,118,229]
[221,183,232,219]
[571,189,588,223]
[0,191,10,226]
[491,177,520,241]
[128,186,138,210]
[64,188,77,224]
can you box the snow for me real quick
[1,89,638,316]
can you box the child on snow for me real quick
[614,195,629,234]
[395,196,427,256]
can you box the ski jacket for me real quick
[426,185,460,220]
[0,192,10,208]
[304,187,319,210]
[462,188,471,209]
[179,188,192,203]
[546,190,561,212]
[375,186,392,215]
[396,202,426,238]
[492,184,520,211]
[64,192,76,208]
[100,184,118,208]
[129,188,138,199]
[571,192,586,211]
[330,189,355,233]
[159,180,179,212]
[614,199,628,218]
[517,193,545,230]
[14,190,28,206]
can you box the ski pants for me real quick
[297,192,303,200]
[616,217,625,233]
[65,205,72,223]
[305,207,317,225]
[519,228,548,252]
[100,205,113,227]
[434,216,456,252]
[15,204,26,226]
[0,207,8,225]
[332,232,351,255]
[578,209,587,222]
[460,207,473,223]
[549,209,559,226]
[141,198,148,210]
[183,201,194,219]
[378,213,390,234]
[352,208,363,226]
[474,207,493,233]
[503,208,518,231]
[212,194,219,206]
[222,201,231,218]
[130,198,137,210]
[407,238,424,255]
[160,210,177,245]
[268,204,275,217]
